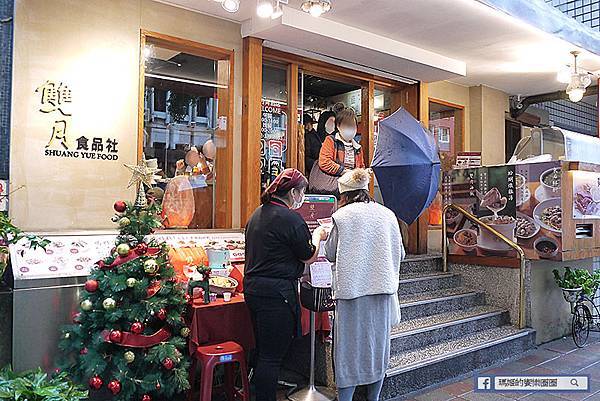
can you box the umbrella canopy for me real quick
[372,107,441,224]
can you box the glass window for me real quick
[261,64,288,191]
[143,39,230,229]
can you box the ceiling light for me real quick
[301,0,331,17]
[271,1,283,18]
[222,0,239,12]
[564,51,593,103]
[257,0,274,18]
[556,65,571,84]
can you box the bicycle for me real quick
[564,287,600,347]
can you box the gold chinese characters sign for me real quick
[37,80,120,161]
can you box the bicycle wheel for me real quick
[572,303,592,347]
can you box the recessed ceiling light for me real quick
[301,0,331,17]
[222,0,239,12]
[257,0,274,17]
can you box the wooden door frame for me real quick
[428,97,465,154]
[138,30,235,228]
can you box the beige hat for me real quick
[338,168,370,194]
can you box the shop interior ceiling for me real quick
[158,0,600,96]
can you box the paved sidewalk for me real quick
[402,333,600,401]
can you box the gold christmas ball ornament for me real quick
[63,332,71,339]
[124,351,135,364]
[102,298,117,310]
[116,243,131,256]
[81,300,93,311]
[144,259,159,275]
[126,278,137,288]
[118,217,131,227]
[180,327,190,337]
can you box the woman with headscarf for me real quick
[324,169,404,401]
[244,168,328,401]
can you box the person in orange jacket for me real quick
[318,108,365,177]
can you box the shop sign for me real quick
[36,80,119,161]
[0,180,7,212]
[572,170,600,219]
[260,99,287,188]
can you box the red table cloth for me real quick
[188,294,331,355]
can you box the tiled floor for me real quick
[403,333,600,401]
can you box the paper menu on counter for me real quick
[310,260,333,288]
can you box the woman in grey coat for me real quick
[324,169,404,401]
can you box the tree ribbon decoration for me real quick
[102,327,171,348]
[103,247,161,269]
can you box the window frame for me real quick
[139,30,235,228]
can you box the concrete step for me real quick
[400,254,443,274]
[399,272,461,295]
[391,305,509,354]
[399,288,485,320]
[382,326,536,399]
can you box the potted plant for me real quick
[0,365,88,400]
[553,267,600,303]
[0,212,49,281]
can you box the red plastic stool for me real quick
[188,341,250,401]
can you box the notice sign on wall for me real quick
[36,80,120,161]
[0,180,7,212]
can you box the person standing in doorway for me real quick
[244,169,327,401]
[303,113,321,174]
[324,168,404,401]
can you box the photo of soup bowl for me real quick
[478,215,516,252]
[539,167,561,201]
[453,229,478,252]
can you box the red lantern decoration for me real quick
[157,308,167,321]
[135,243,149,255]
[108,380,122,395]
[131,322,144,334]
[114,201,127,213]
[162,357,174,370]
[89,376,103,390]
[84,279,99,293]
[141,395,152,401]
[109,330,123,343]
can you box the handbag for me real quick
[300,281,336,312]
[308,162,340,196]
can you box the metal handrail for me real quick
[442,204,527,329]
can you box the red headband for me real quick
[266,168,307,195]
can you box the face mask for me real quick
[325,120,336,134]
[340,127,357,142]
[291,189,305,210]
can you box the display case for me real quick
[8,229,244,371]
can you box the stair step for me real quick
[399,288,485,320]
[400,255,443,274]
[399,272,461,295]
[382,327,535,399]
[391,306,508,354]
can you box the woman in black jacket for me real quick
[244,169,327,401]
[305,111,336,174]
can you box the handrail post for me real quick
[441,204,527,329]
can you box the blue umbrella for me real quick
[372,107,441,224]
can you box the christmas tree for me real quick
[59,177,191,401]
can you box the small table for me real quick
[189,294,256,355]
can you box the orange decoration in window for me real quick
[162,176,195,228]
[168,246,208,281]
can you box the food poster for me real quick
[261,99,288,191]
[445,161,562,260]
[572,171,600,219]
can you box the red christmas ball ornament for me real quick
[114,201,127,213]
[80,347,88,355]
[72,313,81,324]
[162,357,174,370]
[155,382,161,390]
[141,395,152,401]
[131,322,144,334]
[108,380,122,395]
[109,330,123,343]
[185,294,192,303]
[84,279,99,293]
[89,376,103,390]
[157,308,167,321]
[53,368,61,375]
[135,243,149,255]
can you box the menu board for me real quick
[261,99,288,190]
[444,161,562,260]
[296,195,337,233]
[572,171,600,219]
[10,231,244,281]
